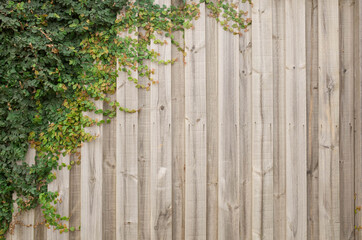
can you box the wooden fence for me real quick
[6,0,362,239]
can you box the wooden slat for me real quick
[272,0,285,239]
[239,2,252,240]
[149,1,172,239]
[33,206,46,240]
[339,0,356,239]
[217,1,240,239]
[116,29,139,240]
[81,100,103,240]
[138,31,152,240]
[285,0,307,239]
[69,154,81,240]
[171,0,186,239]
[47,155,70,240]
[185,1,207,239]
[318,0,340,238]
[251,0,274,239]
[12,148,36,240]
[355,0,362,238]
[206,1,218,239]
[102,96,117,240]
[306,0,319,238]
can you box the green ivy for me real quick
[0,0,250,238]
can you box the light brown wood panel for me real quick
[206,0,219,239]
[185,1,207,239]
[318,0,340,238]
[239,2,252,240]
[272,0,286,239]
[47,155,70,240]
[355,0,362,239]
[171,0,186,239]
[217,1,240,240]
[306,0,319,239]
[69,154,81,240]
[340,0,356,239]
[81,100,103,240]
[149,0,173,239]
[285,0,307,239]
[251,0,274,239]
[102,95,117,240]
[171,0,185,240]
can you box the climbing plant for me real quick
[0,0,251,238]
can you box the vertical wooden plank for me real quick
[272,0,286,239]
[102,96,116,240]
[185,1,207,239]
[116,24,138,240]
[81,100,103,240]
[206,1,218,239]
[251,0,273,239]
[47,155,70,240]
[171,0,185,239]
[12,148,36,240]
[34,205,46,240]
[239,4,252,239]
[285,0,307,239]
[306,0,319,239]
[138,35,152,240]
[69,154,81,240]
[340,0,356,239]
[318,0,340,238]
[217,1,240,239]
[355,0,362,238]
[239,2,252,239]
[150,0,172,239]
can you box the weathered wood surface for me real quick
[340,0,356,239]
[150,0,173,239]
[272,0,285,239]
[251,0,273,239]
[81,99,103,240]
[318,0,340,239]
[239,2,252,240]
[218,0,240,239]
[206,1,219,239]
[47,155,70,240]
[171,0,185,239]
[7,1,362,240]
[306,0,319,239]
[185,1,207,239]
[285,0,307,239]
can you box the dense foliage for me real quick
[0,0,250,238]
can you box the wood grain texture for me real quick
[251,0,273,239]
[185,1,207,239]
[355,0,362,238]
[12,148,36,240]
[102,95,117,240]
[306,0,319,239]
[340,1,356,239]
[285,0,307,239]
[47,155,70,240]
[318,0,340,238]
[69,154,81,240]
[206,1,218,239]
[171,0,185,239]
[138,29,152,240]
[217,1,240,240]
[272,0,285,239]
[239,2,252,240]
[149,0,172,239]
[81,100,103,240]
[116,26,139,240]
